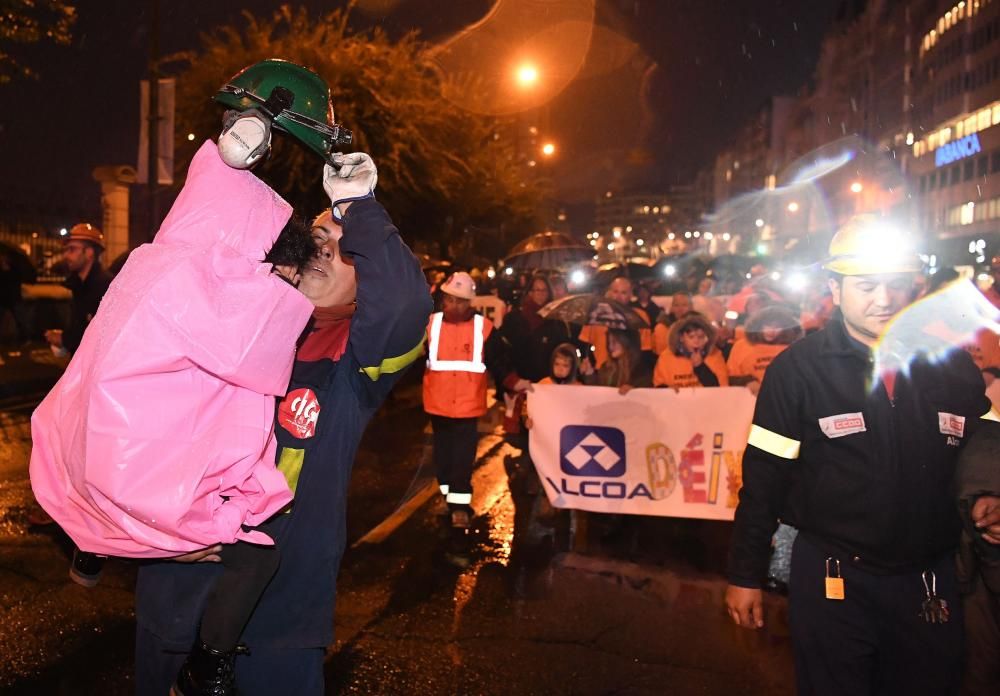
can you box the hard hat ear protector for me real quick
[218,108,273,169]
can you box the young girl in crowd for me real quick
[539,342,581,385]
[581,328,655,393]
[524,343,582,431]
[653,313,729,388]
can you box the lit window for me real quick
[961,201,975,225]
[930,132,939,149]
[906,132,914,145]
[726,170,732,182]
[993,104,1000,125]
[942,127,952,144]
[956,121,964,138]
[938,18,945,33]
[979,108,992,130]
[965,115,977,135]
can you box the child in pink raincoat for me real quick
[29,138,315,683]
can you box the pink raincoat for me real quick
[30,141,314,558]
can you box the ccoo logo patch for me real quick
[278,388,320,439]
[560,425,626,477]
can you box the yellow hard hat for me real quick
[822,215,921,276]
[67,223,105,251]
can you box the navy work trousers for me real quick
[788,534,963,696]
[430,415,479,508]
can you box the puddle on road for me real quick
[445,443,517,666]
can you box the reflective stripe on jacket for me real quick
[728,317,996,587]
[423,312,493,417]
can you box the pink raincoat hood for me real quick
[29,141,314,558]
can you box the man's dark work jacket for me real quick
[135,198,432,649]
[728,317,997,588]
[64,263,112,354]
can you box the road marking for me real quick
[351,480,439,547]
[351,429,506,548]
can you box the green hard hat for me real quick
[215,59,352,160]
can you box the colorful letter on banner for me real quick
[527,384,756,520]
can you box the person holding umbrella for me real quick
[579,277,652,368]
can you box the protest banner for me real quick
[527,384,756,520]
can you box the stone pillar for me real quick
[92,165,138,266]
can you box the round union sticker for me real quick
[278,388,320,439]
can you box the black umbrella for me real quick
[594,261,659,287]
[0,241,38,284]
[537,293,648,330]
[502,231,593,271]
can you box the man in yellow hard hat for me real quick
[725,215,1000,695]
[45,223,112,356]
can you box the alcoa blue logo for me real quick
[560,425,626,477]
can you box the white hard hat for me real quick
[441,271,476,300]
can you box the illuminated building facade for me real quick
[909,0,1000,264]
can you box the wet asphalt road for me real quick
[0,368,795,695]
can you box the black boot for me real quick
[172,641,244,696]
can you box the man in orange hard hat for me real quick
[45,223,112,357]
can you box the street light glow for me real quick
[541,142,555,156]
[515,63,539,87]
[787,201,800,213]
[755,218,764,228]
[187,133,196,141]
[850,181,863,193]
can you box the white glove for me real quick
[323,153,378,213]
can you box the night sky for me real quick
[0,0,843,222]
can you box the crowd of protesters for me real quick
[419,250,1000,695]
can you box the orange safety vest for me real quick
[653,349,729,388]
[422,312,492,418]
[726,340,788,383]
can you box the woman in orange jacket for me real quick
[653,313,728,388]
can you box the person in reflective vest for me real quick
[423,271,512,528]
